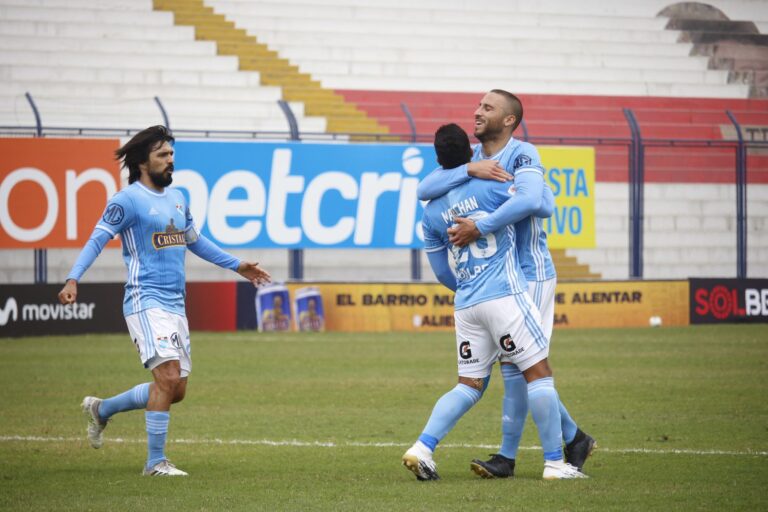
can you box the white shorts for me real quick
[126,308,191,377]
[528,278,556,341]
[454,293,549,378]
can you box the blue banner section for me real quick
[172,141,436,248]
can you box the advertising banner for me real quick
[0,283,125,337]
[553,280,689,329]
[690,278,768,324]
[540,146,596,249]
[2,139,596,251]
[277,280,688,332]
[0,138,121,248]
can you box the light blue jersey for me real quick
[94,183,195,316]
[472,138,556,282]
[422,178,528,310]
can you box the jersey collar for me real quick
[135,182,168,197]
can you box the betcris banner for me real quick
[170,141,433,248]
[1,138,595,250]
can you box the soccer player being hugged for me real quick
[58,126,270,476]
[414,90,595,478]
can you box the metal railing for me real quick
[4,93,766,282]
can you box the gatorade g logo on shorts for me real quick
[170,332,182,349]
[459,341,472,359]
[499,333,516,352]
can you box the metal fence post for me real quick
[400,102,417,143]
[623,108,644,279]
[25,92,48,283]
[726,110,747,278]
[154,96,171,130]
[277,100,300,142]
[24,92,42,137]
[278,100,304,280]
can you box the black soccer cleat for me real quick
[470,453,515,479]
[564,429,597,471]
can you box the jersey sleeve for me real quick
[421,210,447,254]
[65,227,113,282]
[511,142,546,177]
[95,191,135,238]
[535,182,555,218]
[417,164,470,200]
[426,249,457,291]
[187,233,241,271]
[475,171,545,235]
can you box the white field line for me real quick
[0,435,766,457]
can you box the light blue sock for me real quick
[418,383,482,451]
[558,395,578,445]
[527,377,563,461]
[99,383,151,421]
[498,365,528,460]
[145,411,169,468]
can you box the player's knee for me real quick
[155,373,182,395]
[522,358,552,382]
[172,380,187,403]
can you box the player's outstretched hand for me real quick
[448,217,482,247]
[58,279,78,305]
[467,160,510,182]
[238,261,271,286]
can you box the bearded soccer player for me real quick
[402,123,586,481]
[58,126,270,476]
[417,91,596,478]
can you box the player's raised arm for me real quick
[448,171,544,247]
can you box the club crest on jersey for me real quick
[513,155,532,169]
[152,218,186,250]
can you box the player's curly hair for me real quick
[115,125,175,184]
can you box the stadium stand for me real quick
[198,0,768,279]
[0,0,326,134]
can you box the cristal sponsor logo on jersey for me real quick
[0,296,95,326]
[694,284,768,319]
[151,218,186,250]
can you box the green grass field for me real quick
[1,325,767,511]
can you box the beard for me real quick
[148,165,173,188]
[474,119,503,143]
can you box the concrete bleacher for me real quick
[205,0,755,98]
[0,0,325,134]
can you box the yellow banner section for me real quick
[284,281,689,332]
[539,146,596,249]
[553,280,689,329]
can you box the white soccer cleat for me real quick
[142,460,188,476]
[81,396,107,449]
[542,459,589,480]
[402,442,440,481]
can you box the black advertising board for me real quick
[689,278,768,324]
[0,283,125,338]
